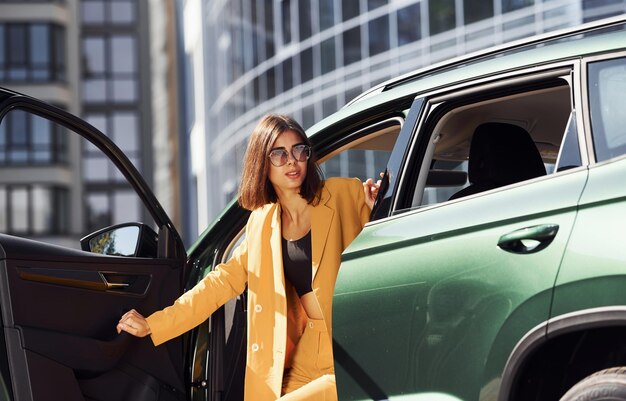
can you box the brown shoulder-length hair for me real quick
[238,114,323,210]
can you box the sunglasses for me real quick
[268,144,312,167]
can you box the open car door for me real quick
[0,89,188,401]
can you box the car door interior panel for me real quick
[0,234,185,401]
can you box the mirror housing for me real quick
[80,223,158,258]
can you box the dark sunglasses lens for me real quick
[269,150,288,166]
[293,145,311,162]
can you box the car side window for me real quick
[318,119,400,183]
[407,76,575,211]
[587,56,626,162]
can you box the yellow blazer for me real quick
[146,177,370,401]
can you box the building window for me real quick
[281,0,292,44]
[0,109,68,165]
[0,23,65,82]
[369,15,390,56]
[465,0,494,24]
[263,1,275,58]
[298,0,313,40]
[319,0,335,31]
[85,189,141,233]
[343,26,362,66]
[0,185,68,235]
[397,3,422,45]
[83,111,140,180]
[81,0,136,25]
[280,58,294,91]
[82,35,138,103]
[300,47,314,83]
[320,37,336,74]
[429,0,456,35]
[503,0,534,13]
[342,1,360,21]
[82,111,142,233]
[266,66,276,99]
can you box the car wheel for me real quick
[560,367,626,401]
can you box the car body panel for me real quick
[334,168,587,400]
[552,157,626,316]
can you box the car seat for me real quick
[449,122,546,200]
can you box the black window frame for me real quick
[0,22,66,83]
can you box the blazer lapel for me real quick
[269,204,286,298]
[311,185,334,280]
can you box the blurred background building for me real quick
[0,0,625,247]
[182,0,626,237]
[0,0,186,247]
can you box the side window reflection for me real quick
[587,57,626,162]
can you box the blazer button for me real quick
[254,304,262,313]
[251,343,259,352]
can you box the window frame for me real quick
[0,22,65,83]
[0,107,69,166]
[386,62,587,219]
[0,184,69,236]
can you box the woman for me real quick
[117,114,380,400]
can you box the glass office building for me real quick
[183,0,626,230]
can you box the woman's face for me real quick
[267,130,309,193]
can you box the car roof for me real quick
[307,14,626,138]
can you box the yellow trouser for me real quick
[280,318,337,401]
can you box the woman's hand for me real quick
[363,173,383,210]
[117,309,151,337]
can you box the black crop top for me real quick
[282,231,313,297]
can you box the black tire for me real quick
[560,367,626,401]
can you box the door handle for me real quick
[100,272,132,290]
[497,224,559,254]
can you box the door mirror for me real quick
[80,223,158,257]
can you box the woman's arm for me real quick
[117,229,250,346]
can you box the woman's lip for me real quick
[286,171,300,177]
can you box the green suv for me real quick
[1,14,626,401]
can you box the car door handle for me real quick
[497,224,559,254]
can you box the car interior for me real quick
[411,80,574,209]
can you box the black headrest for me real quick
[468,122,546,186]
